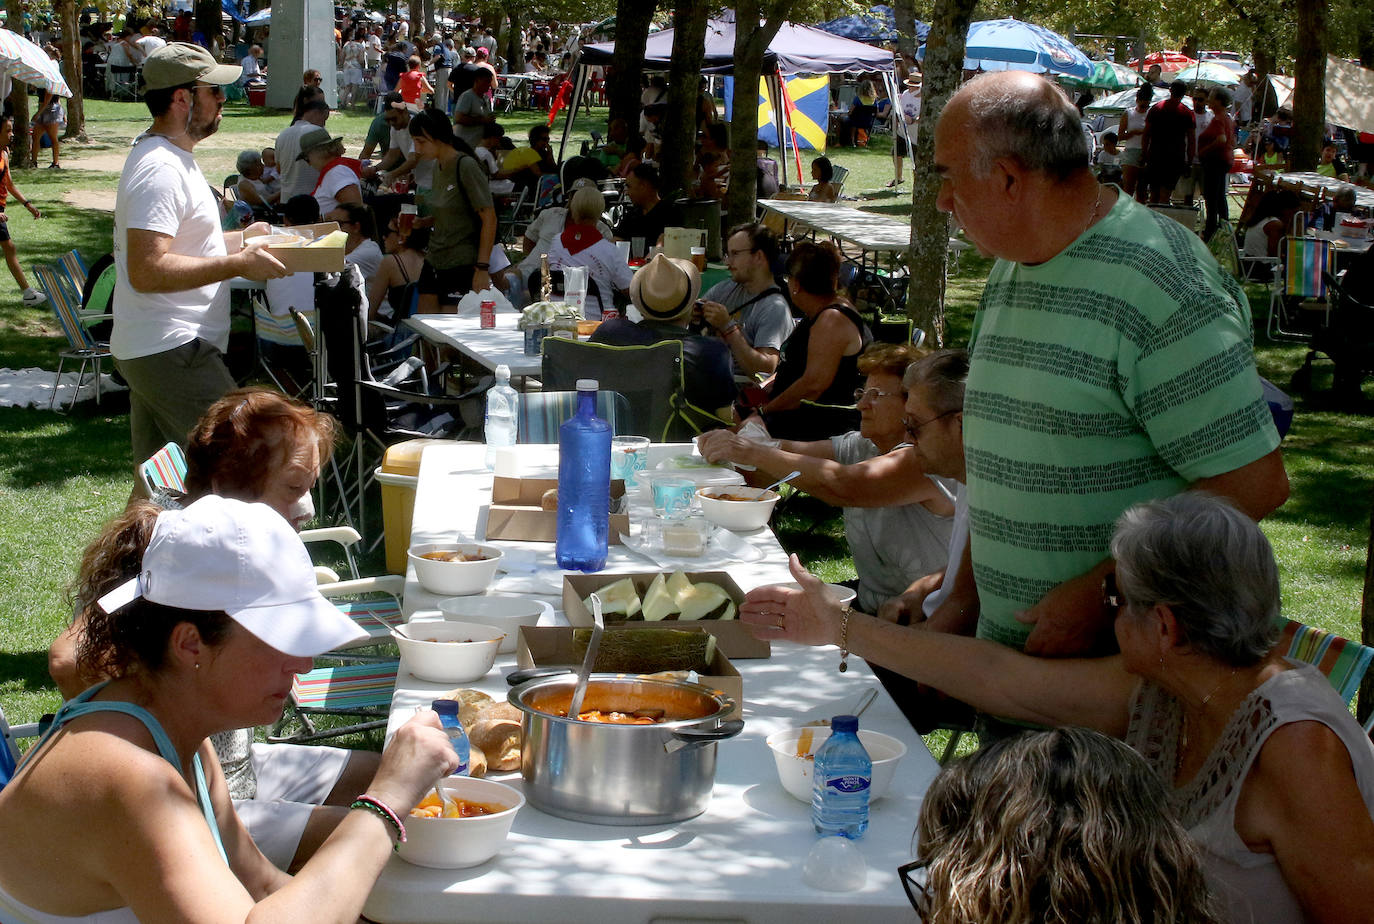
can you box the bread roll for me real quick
[540,488,559,511]
[438,688,494,728]
[470,702,522,771]
[467,743,488,778]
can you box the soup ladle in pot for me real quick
[566,592,604,720]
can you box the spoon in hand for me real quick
[761,470,801,495]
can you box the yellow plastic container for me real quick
[377,438,450,574]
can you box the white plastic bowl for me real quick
[437,595,547,653]
[766,727,908,803]
[775,582,858,607]
[393,620,505,683]
[409,542,504,596]
[397,776,525,869]
[696,486,780,531]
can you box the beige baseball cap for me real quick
[143,42,242,91]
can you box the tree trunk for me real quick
[55,0,85,142]
[905,0,979,345]
[1290,0,1327,172]
[5,1,30,169]
[195,0,221,54]
[1359,496,1374,728]
[659,2,709,200]
[607,0,656,130]
[890,0,919,59]
[504,11,524,74]
[423,0,435,40]
[724,0,788,231]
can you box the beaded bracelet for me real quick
[838,604,854,673]
[351,795,407,845]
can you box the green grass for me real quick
[1,100,1369,767]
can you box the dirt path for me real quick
[63,189,117,211]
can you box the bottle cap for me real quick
[495,363,510,380]
[431,699,459,716]
[831,715,858,733]
[576,378,599,391]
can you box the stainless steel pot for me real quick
[508,674,744,825]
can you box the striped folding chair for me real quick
[137,441,188,498]
[268,660,400,744]
[57,249,88,294]
[1276,619,1374,711]
[1268,235,1334,341]
[317,574,406,655]
[517,389,630,442]
[253,296,317,399]
[33,263,112,412]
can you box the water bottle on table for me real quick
[431,699,470,775]
[811,714,871,839]
[556,378,611,571]
[484,364,519,470]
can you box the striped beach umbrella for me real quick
[0,28,70,97]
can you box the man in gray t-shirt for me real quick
[698,223,795,376]
[453,70,494,151]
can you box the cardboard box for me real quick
[487,476,628,544]
[516,626,742,719]
[227,221,346,273]
[563,571,770,660]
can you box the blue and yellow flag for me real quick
[723,75,829,151]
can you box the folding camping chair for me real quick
[267,660,401,744]
[0,702,41,791]
[517,389,632,442]
[1276,618,1374,733]
[57,249,88,293]
[33,263,112,412]
[1267,233,1335,342]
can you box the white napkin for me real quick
[492,569,565,595]
[620,527,765,570]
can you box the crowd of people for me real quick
[1,19,1373,923]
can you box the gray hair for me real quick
[956,73,1089,181]
[1334,185,1357,211]
[904,349,969,415]
[1111,493,1280,666]
[235,150,261,174]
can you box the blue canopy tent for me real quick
[817,5,929,45]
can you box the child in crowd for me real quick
[0,116,46,307]
[261,146,280,187]
[1096,131,1123,186]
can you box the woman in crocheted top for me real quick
[744,491,1374,924]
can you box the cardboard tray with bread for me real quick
[487,475,630,544]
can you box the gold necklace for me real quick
[1080,185,1104,240]
[1176,667,1238,778]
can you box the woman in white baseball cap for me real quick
[0,495,458,923]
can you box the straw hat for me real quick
[629,253,701,322]
[903,74,923,89]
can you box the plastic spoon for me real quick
[760,470,801,495]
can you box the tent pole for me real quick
[770,73,788,188]
[558,62,588,163]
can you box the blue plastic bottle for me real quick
[430,699,470,775]
[484,364,520,470]
[556,378,612,572]
[810,714,871,838]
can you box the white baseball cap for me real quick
[98,496,367,657]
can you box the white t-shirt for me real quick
[546,236,634,319]
[314,163,361,216]
[346,238,384,279]
[112,136,229,359]
[922,480,967,619]
[240,54,262,80]
[365,33,383,65]
[1233,82,1253,122]
[475,145,514,195]
[276,120,321,200]
[135,34,165,57]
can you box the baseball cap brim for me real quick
[200,62,244,86]
[232,592,368,658]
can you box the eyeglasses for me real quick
[898,859,931,917]
[854,387,903,404]
[193,83,226,99]
[726,247,757,259]
[901,408,958,439]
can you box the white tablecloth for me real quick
[363,441,941,923]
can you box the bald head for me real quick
[942,71,1089,182]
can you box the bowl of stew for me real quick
[398,775,525,868]
[695,487,780,531]
[393,620,505,683]
[408,542,504,595]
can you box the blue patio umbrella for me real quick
[817,5,930,45]
[920,18,1093,80]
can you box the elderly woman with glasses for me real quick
[700,342,954,616]
[907,727,1220,923]
[743,491,1374,924]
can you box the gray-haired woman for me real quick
[235,150,280,213]
[743,491,1374,924]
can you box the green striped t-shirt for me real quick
[964,193,1280,649]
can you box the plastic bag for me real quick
[456,285,513,317]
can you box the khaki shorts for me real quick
[115,338,236,465]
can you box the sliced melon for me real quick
[666,570,694,604]
[641,573,680,622]
[677,582,732,621]
[307,229,349,248]
[588,577,642,617]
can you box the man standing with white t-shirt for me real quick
[112,44,288,464]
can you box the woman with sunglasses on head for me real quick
[1,497,456,922]
[744,491,1374,924]
[700,342,954,616]
[908,727,1220,923]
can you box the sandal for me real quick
[885,178,904,188]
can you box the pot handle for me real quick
[664,719,745,754]
[505,667,572,686]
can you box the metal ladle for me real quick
[566,591,604,720]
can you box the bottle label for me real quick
[824,775,871,794]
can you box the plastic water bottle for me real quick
[811,715,871,839]
[430,699,470,775]
[484,364,519,470]
[556,378,611,572]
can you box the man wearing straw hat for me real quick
[591,253,737,415]
[111,43,288,466]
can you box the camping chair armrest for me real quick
[317,574,405,599]
[78,312,114,328]
[358,380,468,406]
[300,526,363,549]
